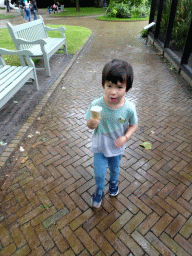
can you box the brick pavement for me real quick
[0,12,192,256]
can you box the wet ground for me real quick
[0,8,192,256]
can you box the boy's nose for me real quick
[111,89,117,95]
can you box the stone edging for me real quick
[0,33,93,171]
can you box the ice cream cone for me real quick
[91,106,102,119]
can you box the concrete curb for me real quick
[0,33,93,171]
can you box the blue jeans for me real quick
[32,10,37,20]
[94,153,121,192]
[25,8,31,22]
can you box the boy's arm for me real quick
[124,123,138,141]
[115,123,138,148]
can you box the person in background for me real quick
[56,2,61,12]
[52,3,57,13]
[30,0,37,20]
[24,0,31,22]
[4,0,11,12]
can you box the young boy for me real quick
[85,59,138,208]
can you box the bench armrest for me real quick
[44,26,66,38]
[0,48,34,56]
[17,38,47,45]
[0,48,36,68]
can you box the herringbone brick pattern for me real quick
[0,16,192,256]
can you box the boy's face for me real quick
[104,80,127,106]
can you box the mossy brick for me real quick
[11,244,31,256]
[43,207,69,228]
[31,206,57,227]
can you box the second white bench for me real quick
[7,16,67,77]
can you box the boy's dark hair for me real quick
[102,59,134,92]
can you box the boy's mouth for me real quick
[111,97,117,102]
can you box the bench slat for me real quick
[0,66,19,81]
[0,66,29,92]
[0,65,12,74]
[0,66,24,85]
[0,67,34,107]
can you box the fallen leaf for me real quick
[140,141,152,150]
[36,131,40,134]
[13,100,18,103]
[170,66,175,71]
[37,117,41,120]
[61,86,66,90]
[32,144,37,148]
[21,157,28,164]
[28,134,33,138]
[19,146,24,152]
[42,137,46,141]
[150,131,155,135]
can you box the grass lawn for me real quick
[97,15,149,21]
[0,13,15,19]
[51,7,106,17]
[0,24,91,66]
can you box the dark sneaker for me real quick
[92,189,104,208]
[109,181,119,196]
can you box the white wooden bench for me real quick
[7,16,67,77]
[59,5,64,13]
[0,48,39,109]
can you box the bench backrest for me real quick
[7,16,48,50]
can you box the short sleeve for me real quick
[128,103,138,126]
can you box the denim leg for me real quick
[28,10,31,22]
[108,155,121,182]
[94,153,108,192]
[33,10,37,20]
[24,9,27,20]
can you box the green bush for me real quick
[116,3,130,18]
[105,0,150,18]
[140,28,148,38]
[131,4,150,17]
[105,2,131,18]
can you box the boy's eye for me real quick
[118,87,123,89]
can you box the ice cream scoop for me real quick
[91,106,102,119]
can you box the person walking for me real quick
[85,59,138,208]
[30,0,37,20]
[24,0,31,22]
[4,0,11,12]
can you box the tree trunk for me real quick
[76,0,80,12]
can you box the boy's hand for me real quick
[115,136,127,148]
[87,117,101,130]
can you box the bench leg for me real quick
[64,43,67,54]
[44,56,51,76]
[32,71,39,90]
[20,56,26,66]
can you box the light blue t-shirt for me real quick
[85,96,138,157]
